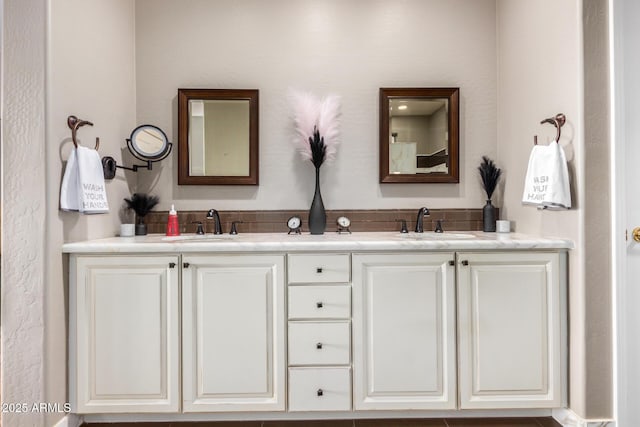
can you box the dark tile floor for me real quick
[83,417,561,427]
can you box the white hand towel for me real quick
[60,146,109,214]
[522,141,571,209]
[60,147,79,211]
[76,146,109,213]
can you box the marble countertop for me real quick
[62,231,574,254]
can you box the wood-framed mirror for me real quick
[178,88,259,185]
[380,87,459,183]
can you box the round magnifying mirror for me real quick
[129,124,170,160]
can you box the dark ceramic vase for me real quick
[135,217,147,236]
[482,199,496,232]
[309,166,326,235]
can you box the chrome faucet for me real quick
[415,207,430,233]
[206,209,223,234]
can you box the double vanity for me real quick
[63,231,571,420]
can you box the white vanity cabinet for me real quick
[69,255,181,413]
[181,254,286,412]
[65,233,570,419]
[351,253,457,410]
[456,251,565,409]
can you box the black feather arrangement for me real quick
[478,156,502,199]
[309,127,326,168]
[124,193,159,222]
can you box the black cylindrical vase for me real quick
[135,217,147,236]
[309,167,326,235]
[482,199,496,232]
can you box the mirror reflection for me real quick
[130,125,170,159]
[188,99,250,176]
[380,88,459,183]
[178,89,259,185]
[389,98,449,174]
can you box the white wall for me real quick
[426,106,448,154]
[497,0,613,420]
[496,0,586,416]
[45,1,137,424]
[390,116,430,153]
[135,0,497,211]
[203,100,250,176]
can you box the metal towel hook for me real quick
[534,113,566,145]
[67,115,100,150]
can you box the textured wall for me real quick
[1,0,48,425]
[2,1,136,426]
[135,0,497,212]
[582,0,612,419]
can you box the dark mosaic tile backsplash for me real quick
[145,209,494,235]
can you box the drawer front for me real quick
[288,285,351,319]
[288,321,351,366]
[288,254,350,284]
[288,367,352,411]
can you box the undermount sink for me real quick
[162,234,237,242]
[399,232,475,239]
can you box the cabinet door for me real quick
[457,252,565,409]
[352,253,456,410]
[70,255,180,413]
[182,254,285,412]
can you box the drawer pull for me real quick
[317,389,324,397]
[316,302,324,308]
[316,267,323,273]
[316,342,323,349]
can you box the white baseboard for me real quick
[53,414,82,427]
[55,410,615,427]
[553,408,615,427]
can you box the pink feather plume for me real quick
[289,89,341,165]
[317,94,341,163]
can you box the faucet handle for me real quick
[230,221,244,235]
[434,219,444,233]
[395,219,409,233]
[191,221,205,235]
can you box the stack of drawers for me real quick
[286,253,352,411]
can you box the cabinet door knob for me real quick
[316,302,324,308]
[183,262,190,268]
[317,389,324,396]
[316,267,323,273]
[461,260,469,266]
[169,262,176,268]
[316,342,323,349]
